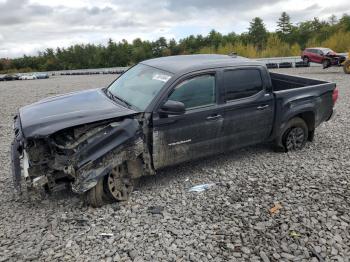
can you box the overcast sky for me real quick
[0,0,349,58]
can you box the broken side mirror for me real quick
[159,100,185,116]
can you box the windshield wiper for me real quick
[106,89,132,109]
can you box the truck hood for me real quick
[19,88,138,138]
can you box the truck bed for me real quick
[270,72,336,138]
[270,72,328,91]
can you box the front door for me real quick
[152,73,225,169]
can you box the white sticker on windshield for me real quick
[152,74,171,82]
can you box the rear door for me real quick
[314,49,324,63]
[152,72,225,169]
[219,67,275,151]
[308,49,317,63]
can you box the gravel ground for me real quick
[0,67,349,261]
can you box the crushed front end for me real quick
[11,114,148,196]
[326,54,346,66]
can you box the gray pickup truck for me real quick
[11,55,337,206]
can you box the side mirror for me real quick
[159,100,185,116]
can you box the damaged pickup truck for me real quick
[11,55,338,206]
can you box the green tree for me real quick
[277,12,293,40]
[152,37,168,57]
[207,29,223,50]
[168,39,181,55]
[248,17,268,50]
[328,15,337,26]
[338,13,350,31]
[131,38,153,63]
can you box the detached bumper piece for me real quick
[11,139,22,192]
[11,114,24,193]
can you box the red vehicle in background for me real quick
[301,47,346,69]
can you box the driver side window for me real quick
[168,74,216,110]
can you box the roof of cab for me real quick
[140,54,263,74]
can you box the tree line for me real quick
[1,13,350,73]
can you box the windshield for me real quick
[107,64,173,110]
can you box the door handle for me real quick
[257,105,269,110]
[206,114,222,121]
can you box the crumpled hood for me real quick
[326,51,337,56]
[19,88,138,138]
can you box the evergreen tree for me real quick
[248,17,268,50]
[277,12,292,35]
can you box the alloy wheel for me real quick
[106,166,133,201]
[285,127,305,151]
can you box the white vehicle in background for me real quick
[34,73,49,79]
[19,74,37,80]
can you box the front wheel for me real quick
[85,164,134,207]
[322,59,330,69]
[85,178,106,207]
[105,165,134,202]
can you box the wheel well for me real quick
[296,112,315,131]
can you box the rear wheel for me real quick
[274,117,308,152]
[303,57,309,65]
[343,60,350,74]
[281,118,308,152]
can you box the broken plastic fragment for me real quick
[289,231,301,238]
[99,233,114,237]
[269,203,283,214]
[188,183,216,192]
[148,206,164,215]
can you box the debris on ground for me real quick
[99,233,114,237]
[269,203,282,215]
[188,183,216,192]
[147,206,164,215]
[289,230,301,238]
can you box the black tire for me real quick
[281,118,308,152]
[85,178,106,207]
[303,57,309,65]
[322,59,330,69]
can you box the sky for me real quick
[0,0,349,58]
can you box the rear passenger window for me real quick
[223,69,263,101]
